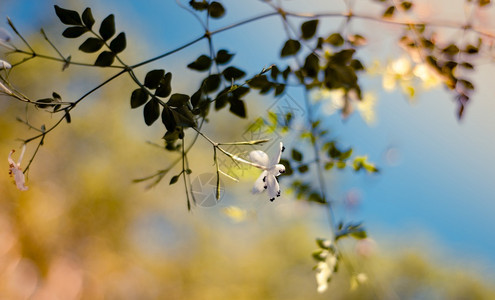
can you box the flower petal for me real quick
[266,174,280,201]
[0,59,12,70]
[269,142,284,166]
[252,170,268,194]
[10,166,28,191]
[248,150,269,168]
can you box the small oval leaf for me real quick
[94,51,115,67]
[82,7,95,29]
[281,39,301,57]
[222,66,246,81]
[54,5,82,26]
[215,49,234,64]
[99,14,115,41]
[167,93,190,107]
[62,26,88,38]
[79,37,104,53]
[109,32,126,53]
[187,55,212,71]
[208,2,225,18]
[156,72,172,97]
[144,69,165,89]
[301,19,318,40]
[131,88,149,108]
[143,98,160,126]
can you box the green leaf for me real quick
[202,74,221,92]
[279,159,293,176]
[144,69,165,89]
[62,26,88,38]
[301,19,318,40]
[187,55,212,71]
[169,175,180,185]
[82,7,95,29]
[292,149,303,162]
[340,148,353,160]
[229,100,246,118]
[131,88,149,108]
[109,32,126,53]
[326,33,344,47]
[143,98,160,126]
[222,66,246,81]
[208,1,225,18]
[298,165,309,173]
[167,93,190,107]
[303,53,319,78]
[383,6,395,18]
[442,44,459,56]
[94,51,115,67]
[156,72,172,97]
[99,14,115,41]
[401,1,413,10]
[216,49,234,64]
[78,37,104,53]
[281,39,301,57]
[54,5,82,26]
[324,161,334,170]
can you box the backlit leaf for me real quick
[54,5,82,26]
[99,14,115,41]
[94,51,115,67]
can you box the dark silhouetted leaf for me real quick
[187,55,212,71]
[301,19,318,40]
[94,51,115,66]
[248,75,270,89]
[62,26,88,38]
[54,5,82,26]
[99,14,115,41]
[215,49,234,64]
[65,111,71,123]
[144,69,165,89]
[167,93,190,107]
[82,7,95,29]
[274,84,285,96]
[208,2,225,18]
[78,37,104,53]
[281,39,301,57]
[143,98,160,126]
[189,0,209,11]
[52,92,61,100]
[222,66,246,80]
[465,44,479,54]
[156,72,172,97]
[131,88,149,108]
[169,175,180,185]
[292,149,303,161]
[109,32,126,53]
[35,98,54,109]
[172,106,197,127]
[326,33,344,47]
[279,159,293,176]
[229,100,246,118]
[270,65,279,80]
[202,74,221,92]
[298,165,309,173]
[303,53,319,78]
[161,106,176,131]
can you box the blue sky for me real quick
[3,0,495,276]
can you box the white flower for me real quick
[317,88,377,125]
[249,142,285,201]
[8,145,28,191]
[0,59,12,70]
[315,255,337,293]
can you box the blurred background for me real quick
[1,0,495,299]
